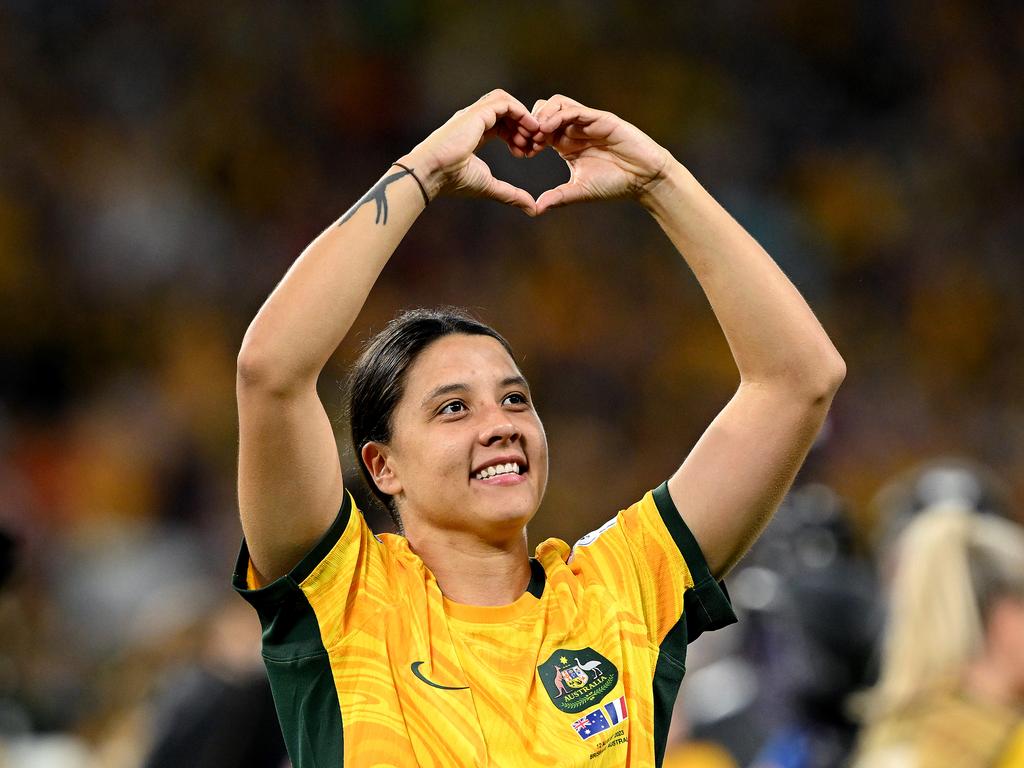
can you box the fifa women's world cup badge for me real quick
[537,648,618,713]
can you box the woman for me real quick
[233,90,845,766]
[852,505,1024,768]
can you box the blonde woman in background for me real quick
[852,504,1024,768]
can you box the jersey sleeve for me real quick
[568,481,737,650]
[231,491,391,650]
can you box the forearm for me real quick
[237,164,429,391]
[237,86,541,391]
[643,160,845,398]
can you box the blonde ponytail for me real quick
[860,503,1024,721]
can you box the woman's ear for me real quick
[361,442,402,496]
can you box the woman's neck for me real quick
[963,654,1020,709]
[405,524,532,606]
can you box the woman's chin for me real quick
[473,497,537,534]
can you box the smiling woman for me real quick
[347,308,546,558]
[232,90,845,767]
[350,316,550,607]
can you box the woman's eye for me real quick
[439,401,465,415]
[503,393,528,406]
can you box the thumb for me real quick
[535,182,588,215]
[483,175,538,217]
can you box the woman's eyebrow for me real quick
[421,382,468,407]
[500,375,530,391]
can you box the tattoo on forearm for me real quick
[337,168,412,226]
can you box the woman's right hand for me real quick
[397,90,542,216]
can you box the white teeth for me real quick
[474,461,522,480]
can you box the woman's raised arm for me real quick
[531,95,846,578]
[236,91,541,584]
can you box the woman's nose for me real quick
[480,421,519,445]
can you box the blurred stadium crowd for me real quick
[1,2,1022,766]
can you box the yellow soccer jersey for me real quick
[233,482,736,767]
[853,693,1024,768]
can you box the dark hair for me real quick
[348,307,516,531]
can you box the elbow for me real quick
[236,344,278,392]
[746,340,846,405]
[758,342,845,406]
[236,346,269,389]
[236,341,316,397]
[806,345,846,405]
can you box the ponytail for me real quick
[861,504,1024,721]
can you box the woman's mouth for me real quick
[471,460,528,484]
[474,461,521,480]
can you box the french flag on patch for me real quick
[603,695,628,725]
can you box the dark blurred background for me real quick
[1,1,1022,766]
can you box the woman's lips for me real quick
[473,471,528,486]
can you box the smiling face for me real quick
[361,333,549,543]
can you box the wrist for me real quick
[395,148,445,202]
[638,157,696,215]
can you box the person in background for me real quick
[851,504,1024,768]
[142,600,287,768]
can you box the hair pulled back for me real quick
[863,503,1024,720]
[348,307,515,531]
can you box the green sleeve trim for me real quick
[232,492,353,611]
[651,617,688,767]
[259,580,344,766]
[651,481,737,644]
[230,496,352,767]
[650,481,739,764]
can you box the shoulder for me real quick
[858,694,1022,768]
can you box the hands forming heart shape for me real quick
[398,90,673,217]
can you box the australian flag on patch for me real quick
[572,696,628,740]
[572,711,610,740]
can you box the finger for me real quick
[485,176,537,216]
[497,120,530,148]
[507,144,527,159]
[520,142,549,158]
[564,122,603,140]
[515,121,538,140]
[496,117,545,155]
[505,136,535,159]
[538,105,602,134]
[529,100,549,144]
[499,124,545,160]
[533,99,560,126]
[534,94,586,123]
[548,93,583,107]
[479,89,540,133]
[509,138,545,159]
[479,112,539,150]
[535,182,589,215]
[480,115,527,154]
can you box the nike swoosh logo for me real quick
[410,661,469,691]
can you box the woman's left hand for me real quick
[529,95,673,214]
